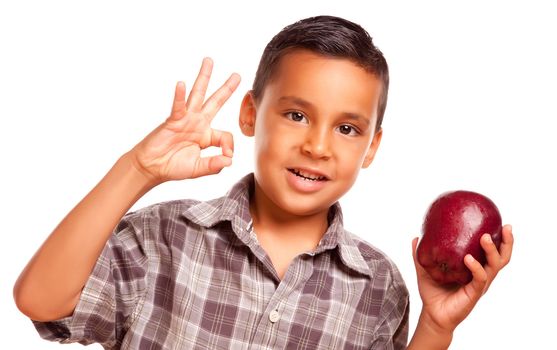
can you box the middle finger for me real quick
[186,57,214,111]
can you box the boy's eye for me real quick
[285,111,308,123]
[337,124,358,136]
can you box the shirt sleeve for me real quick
[369,272,410,350]
[32,210,149,348]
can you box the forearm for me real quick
[407,311,453,350]
[13,152,155,321]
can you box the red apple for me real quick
[416,190,502,285]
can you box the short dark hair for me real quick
[252,15,389,131]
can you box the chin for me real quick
[276,191,339,217]
[283,202,329,217]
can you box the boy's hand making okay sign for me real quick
[131,58,241,184]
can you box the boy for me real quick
[14,15,513,349]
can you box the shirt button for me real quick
[269,310,280,323]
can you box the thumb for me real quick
[191,129,234,178]
[191,155,233,178]
[412,237,431,281]
[412,237,421,271]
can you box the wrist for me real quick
[407,311,454,350]
[418,310,454,338]
[120,151,162,190]
[109,152,160,201]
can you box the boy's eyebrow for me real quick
[343,112,371,127]
[278,96,313,109]
[278,95,371,127]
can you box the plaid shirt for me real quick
[33,174,409,349]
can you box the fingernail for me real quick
[465,254,475,264]
[485,234,492,243]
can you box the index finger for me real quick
[202,73,241,119]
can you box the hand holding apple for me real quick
[416,190,502,285]
[408,192,514,348]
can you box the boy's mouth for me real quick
[288,168,328,181]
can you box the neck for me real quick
[249,181,329,251]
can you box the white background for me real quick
[1,0,555,348]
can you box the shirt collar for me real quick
[182,173,372,278]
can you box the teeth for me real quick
[291,169,326,181]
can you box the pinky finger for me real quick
[169,81,187,121]
[499,225,514,266]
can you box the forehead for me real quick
[262,50,382,120]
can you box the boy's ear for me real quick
[239,91,256,137]
[362,128,383,168]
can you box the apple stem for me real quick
[440,262,449,272]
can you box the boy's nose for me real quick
[301,128,332,159]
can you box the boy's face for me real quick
[240,50,383,217]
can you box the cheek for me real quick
[254,123,285,162]
[332,141,372,182]
[338,160,363,180]
[336,138,369,163]
[257,119,297,153]
[254,116,273,153]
